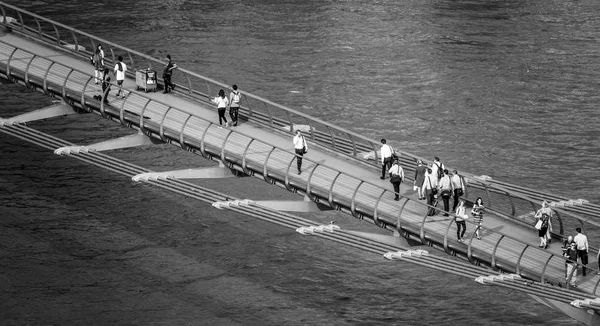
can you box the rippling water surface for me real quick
[2,0,599,324]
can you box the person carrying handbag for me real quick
[455,200,469,242]
[388,159,404,201]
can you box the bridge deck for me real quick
[1,30,599,296]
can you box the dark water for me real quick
[2,0,598,324]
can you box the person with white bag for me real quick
[455,200,469,242]
[534,201,552,249]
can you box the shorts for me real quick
[117,80,123,86]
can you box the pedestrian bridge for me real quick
[2,2,600,324]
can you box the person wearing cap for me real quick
[379,139,394,180]
[565,241,578,287]
[388,158,404,201]
[574,227,589,276]
[162,54,178,93]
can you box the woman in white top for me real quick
[455,200,468,242]
[213,89,229,127]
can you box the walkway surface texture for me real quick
[1,28,600,299]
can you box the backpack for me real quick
[93,52,102,68]
[117,62,123,72]
[435,162,444,179]
[232,91,240,103]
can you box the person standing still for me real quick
[113,56,127,99]
[414,160,427,200]
[293,130,307,175]
[212,89,229,127]
[388,159,404,201]
[92,44,104,84]
[451,169,465,211]
[162,54,178,93]
[229,85,241,126]
[380,139,393,180]
[574,228,589,276]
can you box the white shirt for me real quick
[574,233,588,252]
[213,96,229,108]
[423,173,438,190]
[431,161,444,178]
[438,175,451,190]
[451,174,463,189]
[114,62,127,81]
[380,144,393,163]
[293,134,307,150]
[388,164,404,179]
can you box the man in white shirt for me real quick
[573,228,589,276]
[113,56,127,99]
[388,159,404,201]
[380,139,394,180]
[450,169,465,212]
[431,157,444,181]
[438,169,452,216]
[423,167,438,213]
[293,130,307,174]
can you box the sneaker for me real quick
[297,170,302,175]
[380,176,385,180]
[226,122,230,127]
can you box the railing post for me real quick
[241,138,255,176]
[443,217,457,255]
[327,172,342,209]
[491,235,505,272]
[138,99,152,133]
[178,115,193,149]
[371,142,380,167]
[396,198,410,235]
[61,68,75,102]
[70,30,79,53]
[346,133,358,157]
[553,210,564,236]
[16,10,24,32]
[33,16,42,38]
[42,61,55,95]
[325,125,337,150]
[80,76,93,112]
[52,23,60,45]
[515,245,529,275]
[262,147,276,184]
[24,54,37,88]
[127,52,134,71]
[158,107,173,142]
[220,130,234,166]
[372,189,387,227]
[540,254,554,284]
[284,154,298,193]
[305,163,320,201]
[350,180,364,219]
[6,47,17,82]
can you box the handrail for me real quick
[2,1,600,238]
[4,27,600,293]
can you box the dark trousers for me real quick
[381,157,391,178]
[229,106,239,126]
[578,250,589,276]
[453,188,462,211]
[441,193,450,215]
[295,148,304,172]
[456,220,466,239]
[391,179,401,200]
[163,74,173,92]
[218,108,228,125]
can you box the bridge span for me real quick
[2,2,600,324]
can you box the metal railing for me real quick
[1,39,598,294]
[1,1,600,246]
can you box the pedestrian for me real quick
[113,55,127,99]
[451,169,465,211]
[293,130,307,175]
[455,200,468,242]
[229,85,241,126]
[379,139,394,180]
[574,227,589,276]
[388,158,404,201]
[92,44,104,84]
[212,89,229,127]
[414,159,427,200]
[438,169,452,216]
[100,67,111,104]
[565,241,578,288]
[162,54,178,93]
[471,197,485,240]
[534,201,551,249]
[423,167,438,215]
[431,156,445,181]
[562,236,573,278]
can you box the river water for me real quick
[1,0,598,324]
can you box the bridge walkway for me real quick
[1,28,600,297]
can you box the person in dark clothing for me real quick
[101,67,111,103]
[565,242,578,287]
[162,54,178,93]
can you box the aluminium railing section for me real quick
[2,1,600,241]
[1,39,598,294]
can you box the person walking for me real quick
[423,167,438,215]
[534,201,552,249]
[574,227,589,276]
[229,85,241,126]
[451,169,465,211]
[565,242,578,288]
[379,139,394,180]
[414,159,427,200]
[455,200,468,242]
[293,130,307,175]
[562,236,573,278]
[471,197,485,240]
[92,44,104,84]
[388,158,404,201]
[438,169,452,216]
[431,156,445,181]
[113,56,127,99]
[100,67,111,104]
[213,89,229,127]
[162,54,178,93]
